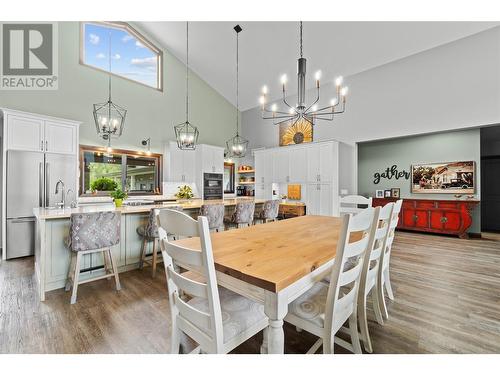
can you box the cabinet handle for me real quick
[45,140,48,151]
[41,140,44,151]
[440,217,448,223]
[413,215,418,221]
[318,174,321,182]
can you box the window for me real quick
[80,146,162,196]
[81,22,163,90]
[224,162,235,194]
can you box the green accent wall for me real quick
[0,22,237,153]
[358,128,481,233]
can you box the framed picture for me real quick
[384,189,392,198]
[279,118,313,146]
[375,190,384,198]
[411,161,475,194]
[391,188,400,198]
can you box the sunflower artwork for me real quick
[279,118,313,146]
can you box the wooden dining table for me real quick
[174,215,343,354]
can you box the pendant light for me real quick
[93,29,127,151]
[226,24,248,158]
[174,21,199,150]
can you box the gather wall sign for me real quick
[373,164,410,184]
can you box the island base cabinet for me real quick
[125,213,149,265]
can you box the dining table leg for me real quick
[264,290,288,354]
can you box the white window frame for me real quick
[80,21,163,91]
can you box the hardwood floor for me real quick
[1,231,499,354]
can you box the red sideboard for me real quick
[372,197,480,239]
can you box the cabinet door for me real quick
[318,183,333,216]
[289,147,307,182]
[255,183,271,200]
[125,214,149,265]
[307,146,320,183]
[255,153,265,185]
[318,143,334,183]
[306,183,320,215]
[44,121,77,155]
[183,149,196,183]
[7,114,44,152]
[169,146,184,182]
[273,150,289,183]
[212,147,224,174]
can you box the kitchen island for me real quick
[33,198,265,301]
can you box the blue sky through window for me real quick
[83,23,160,89]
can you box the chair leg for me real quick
[65,252,76,291]
[348,312,363,354]
[70,252,82,304]
[152,239,158,278]
[384,267,394,300]
[108,248,121,291]
[372,281,385,325]
[139,237,147,269]
[171,322,181,354]
[358,291,373,353]
[103,250,112,280]
[260,327,268,354]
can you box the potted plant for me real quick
[90,177,118,194]
[175,185,194,201]
[110,188,128,207]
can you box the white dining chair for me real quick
[284,207,379,354]
[356,202,394,353]
[377,199,403,320]
[339,195,373,215]
[156,208,269,354]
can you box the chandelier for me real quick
[174,22,199,150]
[226,24,249,158]
[93,30,127,151]
[259,21,348,126]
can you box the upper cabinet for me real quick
[4,111,79,155]
[166,142,197,183]
[307,142,336,183]
[200,144,224,174]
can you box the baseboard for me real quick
[468,232,482,239]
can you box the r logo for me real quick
[2,23,53,75]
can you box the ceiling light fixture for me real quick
[93,30,127,151]
[259,21,349,127]
[174,21,199,150]
[226,24,249,158]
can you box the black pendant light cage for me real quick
[226,24,249,158]
[175,21,200,150]
[93,29,127,144]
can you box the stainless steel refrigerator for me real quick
[6,150,76,259]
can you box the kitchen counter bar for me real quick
[34,198,266,220]
[33,198,265,301]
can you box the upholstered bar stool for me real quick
[199,203,225,232]
[224,201,255,229]
[138,206,182,278]
[254,199,279,224]
[65,211,121,304]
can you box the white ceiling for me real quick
[137,21,499,111]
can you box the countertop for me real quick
[33,198,266,220]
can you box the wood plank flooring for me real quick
[1,231,499,354]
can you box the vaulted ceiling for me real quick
[137,21,499,111]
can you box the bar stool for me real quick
[138,206,182,278]
[199,203,225,232]
[224,201,255,229]
[254,199,279,224]
[65,211,121,304]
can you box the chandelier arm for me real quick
[262,114,296,120]
[281,88,295,111]
[273,116,298,126]
[261,107,295,116]
[303,86,320,113]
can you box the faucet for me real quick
[55,180,65,208]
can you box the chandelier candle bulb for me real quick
[335,76,343,87]
[262,85,268,94]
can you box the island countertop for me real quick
[33,198,266,220]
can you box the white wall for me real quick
[242,26,500,193]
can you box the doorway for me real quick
[480,126,500,232]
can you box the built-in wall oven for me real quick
[203,173,223,200]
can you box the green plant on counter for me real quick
[90,177,118,192]
[175,185,194,200]
[110,188,128,200]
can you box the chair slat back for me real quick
[381,199,402,267]
[156,209,224,353]
[339,195,373,215]
[322,207,377,349]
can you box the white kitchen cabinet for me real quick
[6,113,78,154]
[200,144,224,174]
[289,146,307,182]
[6,114,44,152]
[307,142,336,183]
[165,142,197,183]
[44,121,77,155]
[255,150,273,186]
[273,149,290,183]
[306,183,334,216]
